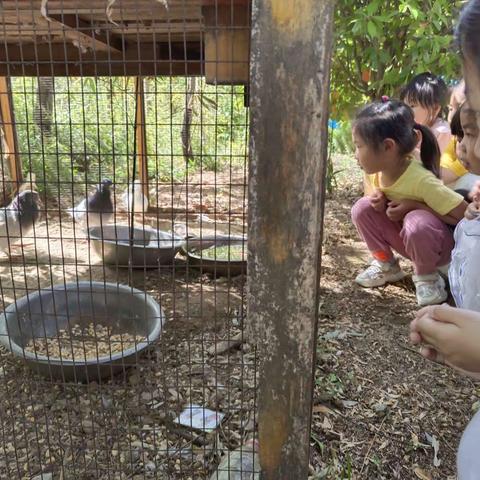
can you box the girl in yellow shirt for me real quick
[351,99,467,306]
[440,106,468,185]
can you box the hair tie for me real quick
[381,95,390,103]
[413,122,422,131]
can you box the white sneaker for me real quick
[412,273,448,306]
[355,258,407,288]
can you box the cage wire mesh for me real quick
[0,1,256,479]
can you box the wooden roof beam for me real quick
[0,42,202,76]
[48,14,124,54]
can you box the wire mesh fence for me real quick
[0,1,258,479]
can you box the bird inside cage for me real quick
[121,179,149,214]
[68,179,114,229]
[0,185,41,257]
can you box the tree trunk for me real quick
[181,77,196,164]
[34,77,54,137]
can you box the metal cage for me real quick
[0,1,333,478]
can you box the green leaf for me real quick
[367,20,377,38]
[366,0,380,16]
[408,6,420,19]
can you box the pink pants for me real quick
[351,197,454,275]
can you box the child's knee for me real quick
[351,196,373,224]
[402,211,430,235]
[402,210,448,243]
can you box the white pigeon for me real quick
[0,190,41,254]
[68,179,114,228]
[121,180,149,213]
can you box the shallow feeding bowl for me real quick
[89,225,184,268]
[0,282,163,382]
[184,235,247,277]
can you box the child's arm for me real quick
[386,199,467,225]
[440,166,460,185]
[437,132,452,154]
[441,201,469,224]
[440,139,467,184]
[410,304,480,374]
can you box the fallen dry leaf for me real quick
[321,417,333,430]
[312,404,334,415]
[425,433,441,467]
[414,467,432,480]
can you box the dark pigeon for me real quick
[0,190,41,253]
[69,179,114,228]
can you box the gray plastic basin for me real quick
[0,282,163,382]
[89,225,185,268]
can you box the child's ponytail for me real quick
[413,122,441,178]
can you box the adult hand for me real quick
[410,304,480,374]
[369,190,387,212]
[386,199,418,222]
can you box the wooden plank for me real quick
[135,77,149,200]
[0,77,22,189]
[0,32,202,44]
[201,0,249,5]
[1,6,201,21]
[47,14,124,53]
[0,42,202,76]
[0,0,247,18]
[202,4,250,84]
[0,25,201,35]
[247,0,334,478]
[1,0,201,11]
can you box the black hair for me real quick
[354,99,441,178]
[457,0,480,71]
[450,104,464,139]
[400,72,448,118]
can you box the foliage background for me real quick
[10,77,248,197]
[331,0,465,119]
[2,1,467,197]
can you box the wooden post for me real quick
[247,1,334,478]
[0,77,22,191]
[134,76,149,200]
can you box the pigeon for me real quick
[0,190,41,254]
[68,179,114,228]
[121,179,149,213]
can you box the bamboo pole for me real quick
[0,76,22,191]
[134,76,149,201]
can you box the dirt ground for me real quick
[0,166,476,479]
[311,181,475,480]
[0,170,252,480]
